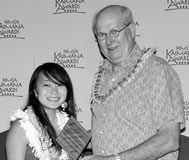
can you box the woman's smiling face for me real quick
[34,72,67,110]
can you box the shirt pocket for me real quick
[117,102,155,134]
[118,101,149,120]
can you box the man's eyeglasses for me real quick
[96,22,132,41]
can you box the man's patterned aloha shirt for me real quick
[91,44,185,160]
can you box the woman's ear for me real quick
[129,22,136,39]
[34,89,37,97]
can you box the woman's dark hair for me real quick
[25,62,76,150]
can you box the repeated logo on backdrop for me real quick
[0,78,23,97]
[75,105,83,123]
[54,0,86,14]
[54,49,85,68]
[165,0,189,11]
[0,20,25,39]
[166,45,189,65]
[184,100,189,121]
[135,21,140,37]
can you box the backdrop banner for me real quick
[0,0,188,138]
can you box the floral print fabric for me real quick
[91,44,185,160]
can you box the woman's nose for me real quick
[50,86,58,94]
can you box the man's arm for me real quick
[117,120,180,160]
[83,120,180,160]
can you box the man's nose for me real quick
[105,33,114,45]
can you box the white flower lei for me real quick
[10,106,69,160]
[90,48,156,105]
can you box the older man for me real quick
[87,4,185,160]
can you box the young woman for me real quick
[6,62,76,160]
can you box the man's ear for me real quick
[129,22,136,38]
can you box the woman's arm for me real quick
[6,121,28,160]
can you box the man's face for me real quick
[95,10,133,66]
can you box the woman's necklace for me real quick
[90,48,155,105]
[37,109,69,160]
[10,106,69,160]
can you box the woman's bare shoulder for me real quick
[6,120,27,144]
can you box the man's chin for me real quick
[109,58,121,65]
